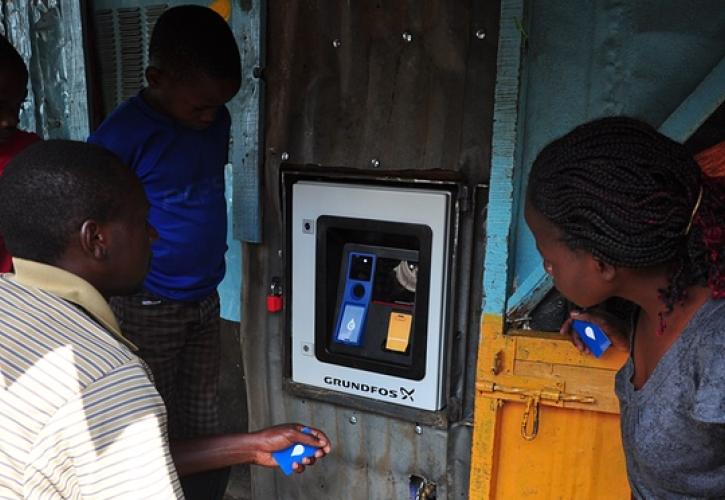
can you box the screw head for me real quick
[475,29,486,40]
[349,416,358,424]
[332,39,341,48]
[415,425,423,435]
[281,152,289,161]
[402,31,413,42]
[370,158,381,168]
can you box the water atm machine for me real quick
[288,179,454,411]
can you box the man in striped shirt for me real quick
[0,141,330,499]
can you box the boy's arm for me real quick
[169,424,331,476]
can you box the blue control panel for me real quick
[333,252,376,346]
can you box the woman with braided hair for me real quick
[525,116,725,499]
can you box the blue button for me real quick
[336,304,365,345]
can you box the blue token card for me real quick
[571,319,612,358]
[272,427,319,476]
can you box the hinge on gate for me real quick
[477,380,596,440]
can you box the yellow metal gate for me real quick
[469,315,630,499]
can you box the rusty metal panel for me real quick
[242,1,498,498]
[262,1,497,180]
[252,399,451,498]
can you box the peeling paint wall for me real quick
[1,0,89,139]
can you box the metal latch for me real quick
[477,380,596,440]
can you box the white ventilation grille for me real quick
[93,4,167,117]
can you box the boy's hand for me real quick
[561,310,629,354]
[249,424,331,473]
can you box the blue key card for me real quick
[571,319,612,358]
[272,427,319,476]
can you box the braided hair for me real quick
[527,116,725,312]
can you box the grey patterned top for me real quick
[615,299,725,499]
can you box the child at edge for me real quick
[88,6,241,498]
[0,34,40,273]
[525,117,725,499]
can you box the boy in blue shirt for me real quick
[89,3,239,470]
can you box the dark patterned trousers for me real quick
[110,289,221,439]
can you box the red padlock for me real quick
[267,277,283,313]
[267,294,283,312]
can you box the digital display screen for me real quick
[349,254,374,281]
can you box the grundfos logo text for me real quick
[323,376,415,402]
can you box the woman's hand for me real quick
[249,424,331,473]
[560,309,630,354]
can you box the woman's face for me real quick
[525,203,616,308]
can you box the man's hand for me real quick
[249,424,331,473]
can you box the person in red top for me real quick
[0,34,40,273]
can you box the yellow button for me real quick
[386,312,412,352]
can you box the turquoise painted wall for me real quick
[498,0,725,319]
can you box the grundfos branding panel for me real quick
[291,181,451,411]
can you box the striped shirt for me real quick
[0,258,183,499]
